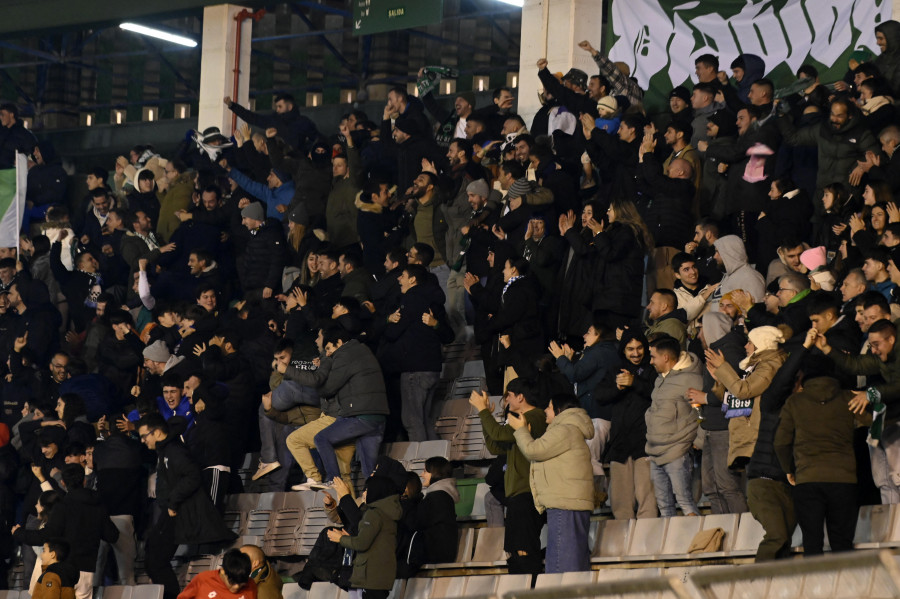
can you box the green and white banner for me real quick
[0,153,27,248]
[606,0,892,112]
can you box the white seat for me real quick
[658,516,702,558]
[101,587,132,599]
[534,573,565,589]
[414,439,450,460]
[855,504,896,547]
[730,512,766,556]
[698,513,740,555]
[592,518,633,562]
[281,583,308,599]
[626,517,667,558]
[131,585,164,599]
[307,582,341,599]
[495,574,533,595]
[429,576,467,598]
[469,526,506,565]
[466,483,490,520]
[402,578,433,599]
[561,571,595,585]
[463,575,498,596]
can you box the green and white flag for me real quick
[0,152,26,247]
[605,0,891,112]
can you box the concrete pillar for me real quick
[198,4,253,136]
[516,0,604,128]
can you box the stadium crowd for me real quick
[1,16,900,599]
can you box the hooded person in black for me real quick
[182,380,232,510]
[26,142,67,209]
[875,20,900,97]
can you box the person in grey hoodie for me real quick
[687,312,748,514]
[708,235,766,311]
[645,335,703,517]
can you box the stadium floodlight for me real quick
[496,0,524,6]
[120,23,198,48]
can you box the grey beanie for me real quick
[466,178,490,198]
[506,178,533,201]
[241,202,265,222]
[143,340,171,363]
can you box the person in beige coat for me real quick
[510,394,594,573]
[708,325,787,469]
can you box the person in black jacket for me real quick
[687,312,748,515]
[14,463,118,598]
[593,330,656,520]
[224,93,319,153]
[381,264,454,442]
[25,141,67,231]
[236,202,286,302]
[182,379,231,510]
[92,430,142,586]
[49,234,102,333]
[403,457,459,572]
[138,415,236,599]
[0,103,35,170]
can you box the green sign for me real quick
[353,0,444,36]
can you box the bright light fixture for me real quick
[120,22,198,47]
[496,0,524,6]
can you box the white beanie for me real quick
[740,326,783,369]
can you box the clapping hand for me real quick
[468,390,492,413]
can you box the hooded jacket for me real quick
[875,21,900,97]
[514,407,595,513]
[556,340,619,419]
[645,351,703,465]
[731,54,766,105]
[479,406,548,499]
[338,494,403,591]
[27,142,67,207]
[711,235,766,306]
[40,487,120,572]
[774,376,871,484]
[326,146,363,249]
[177,569,258,599]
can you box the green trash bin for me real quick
[455,477,484,518]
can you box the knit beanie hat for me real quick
[241,202,265,222]
[669,86,691,104]
[747,326,784,353]
[289,204,309,226]
[800,246,827,272]
[142,340,171,363]
[466,178,489,198]
[597,96,619,115]
[271,167,292,183]
[709,110,738,137]
[506,179,533,201]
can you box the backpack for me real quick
[294,526,353,590]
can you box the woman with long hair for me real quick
[592,198,653,329]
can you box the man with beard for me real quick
[671,252,718,339]
[684,218,722,285]
[777,98,881,198]
[404,172,449,294]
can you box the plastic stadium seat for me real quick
[855,504,896,548]
[730,512,766,556]
[131,585,164,599]
[592,518,633,563]
[280,583,308,599]
[307,582,342,599]
[469,526,506,565]
[658,516,703,559]
[101,587,133,599]
[697,513,740,556]
[626,517,667,559]
[495,574,533,595]
[462,575,498,596]
[430,576,467,598]
[402,578,432,599]
[465,482,490,520]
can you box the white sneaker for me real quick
[292,480,328,492]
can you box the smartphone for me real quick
[509,412,521,419]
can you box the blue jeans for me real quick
[314,417,385,481]
[546,509,590,573]
[650,453,699,517]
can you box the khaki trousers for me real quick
[285,413,355,483]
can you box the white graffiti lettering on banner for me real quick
[608,0,891,90]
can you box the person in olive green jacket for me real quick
[328,476,402,596]
[469,378,548,574]
[156,160,194,242]
[774,353,872,556]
